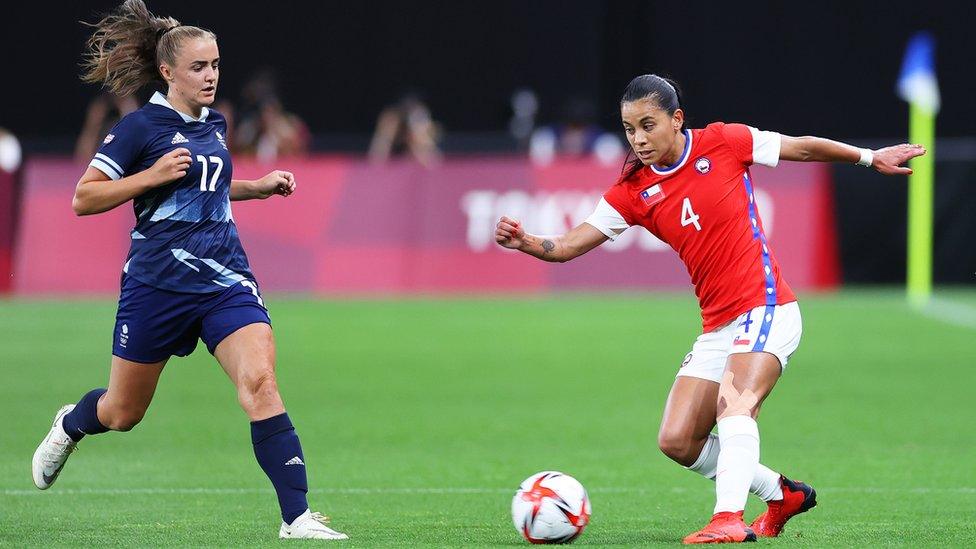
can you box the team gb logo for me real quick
[695,157,711,174]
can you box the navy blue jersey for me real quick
[89,92,255,294]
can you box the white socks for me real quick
[682,415,783,514]
[715,415,761,514]
[687,432,783,503]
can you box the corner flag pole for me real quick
[906,103,934,307]
[898,32,939,307]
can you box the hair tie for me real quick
[155,25,179,42]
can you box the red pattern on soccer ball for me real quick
[519,474,590,544]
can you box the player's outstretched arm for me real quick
[495,216,608,263]
[73,148,191,216]
[231,171,296,201]
[779,136,926,175]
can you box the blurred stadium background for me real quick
[1,1,974,292]
[1,1,973,546]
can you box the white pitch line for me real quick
[2,486,974,497]
[0,487,507,497]
[919,296,976,330]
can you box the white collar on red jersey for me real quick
[149,91,210,123]
[650,129,693,176]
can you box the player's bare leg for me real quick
[215,323,284,421]
[99,357,168,429]
[32,357,166,489]
[659,376,720,465]
[684,351,784,543]
[215,323,347,540]
[659,376,788,503]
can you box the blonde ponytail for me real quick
[81,0,215,96]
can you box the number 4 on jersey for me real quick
[681,197,702,231]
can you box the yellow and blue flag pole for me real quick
[897,32,939,307]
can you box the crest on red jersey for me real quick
[694,157,711,174]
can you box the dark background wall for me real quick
[1,0,972,143]
[835,155,976,285]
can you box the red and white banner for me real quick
[12,156,838,295]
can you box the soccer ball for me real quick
[512,471,591,544]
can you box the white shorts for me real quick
[677,301,802,383]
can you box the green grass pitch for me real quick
[1,291,974,547]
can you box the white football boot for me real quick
[279,509,349,540]
[32,405,78,489]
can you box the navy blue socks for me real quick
[251,413,309,524]
[61,388,110,442]
[61,394,310,524]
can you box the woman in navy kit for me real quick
[30,1,346,540]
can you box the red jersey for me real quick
[584,122,797,332]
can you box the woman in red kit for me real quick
[495,74,924,544]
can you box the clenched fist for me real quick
[252,170,297,199]
[148,148,191,186]
[495,216,525,250]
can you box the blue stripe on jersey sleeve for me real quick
[90,157,122,180]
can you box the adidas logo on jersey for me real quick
[284,456,305,466]
[171,132,189,144]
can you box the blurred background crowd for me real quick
[65,74,628,168]
[0,0,971,292]
[1,1,966,165]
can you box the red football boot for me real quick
[682,511,757,544]
[750,475,817,537]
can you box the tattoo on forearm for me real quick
[541,239,555,254]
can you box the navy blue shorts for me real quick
[113,275,271,364]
